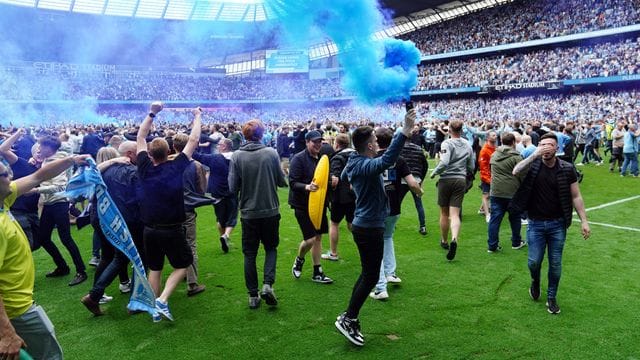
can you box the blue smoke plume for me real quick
[266,0,421,104]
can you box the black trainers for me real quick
[529,281,540,301]
[487,246,502,253]
[546,298,561,314]
[335,312,364,346]
[68,272,88,286]
[446,241,457,261]
[46,267,70,278]
[292,257,304,279]
[419,226,427,235]
[311,272,333,284]
[440,239,449,250]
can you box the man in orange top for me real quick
[478,131,497,223]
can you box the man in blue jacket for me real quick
[334,108,416,347]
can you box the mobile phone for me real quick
[405,101,414,111]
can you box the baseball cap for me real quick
[305,130,323,141]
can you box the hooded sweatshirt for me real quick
[228,141,287,219]
[431,137,474,179]
[489,145,524,198]
[342,133,407,229]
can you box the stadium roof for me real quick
[0,0,475,22]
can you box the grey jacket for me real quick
[432,137,474,179]
[229,142,287,219]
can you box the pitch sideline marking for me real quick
[571,219,640,232]
[583,195,640,212]
[570,195,640,232]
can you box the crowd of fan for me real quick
[1,90,637,136]
[401,0,640,55]
[416,37,640,90]
[0,70,346,101]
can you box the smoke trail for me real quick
[266,0,421,104]
[0,5,282,126]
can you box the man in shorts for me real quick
[430,120,475,261]
[136,103,201,321]
[290,130,333,284]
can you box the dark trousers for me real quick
[88,222,135,302]
[39,202,85,273]
[241,215,280,296]
[13,211,39,251]
[346,225,384,319]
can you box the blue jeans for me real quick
[375,215,400,292]
[487,197,522,250]
[526,219,566,299]
[581,144,601,164]
[412,192,426,228]
[621,152,638,176]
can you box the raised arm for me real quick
[137,102,163,154]
[0,128,24,165]
[182,107,202,159]
[512,146,542,175]
[14,154,90,197]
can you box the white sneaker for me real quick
[386,275,402,284]
[119,280,131,294]
[521,219,528,225]
[369,290,389,300]
[321,252,339,261]
[99,294,113,305]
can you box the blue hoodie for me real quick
[342,132,407,228]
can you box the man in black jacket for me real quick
[290,130,333,284]
[323,133,355,261]
[400,139,428,235]
[511,132,590,315]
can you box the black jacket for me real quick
[400,142,428,181]
[510,158,575,228]
[288,149,327,210]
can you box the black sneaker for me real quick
[529,281,540,301]
[46,267,70,278]
[311,272,333,284]
[487,246,502,253]
[419,226,427,236]
[292,257,304,279]
[68,272,88,286]
[335,313,364,346]
[446,241,457,261]
[546,298,561,314]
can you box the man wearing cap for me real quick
[289,130,333,284]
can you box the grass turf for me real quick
[31,161,640,359]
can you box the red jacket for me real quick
[478,143,496,184]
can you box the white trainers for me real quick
[321,252,339,261]
[385,275,402,284]
[521,219,528,225]
[99,294,113,305]
[119,280,131,294]
[369,290,389,300]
